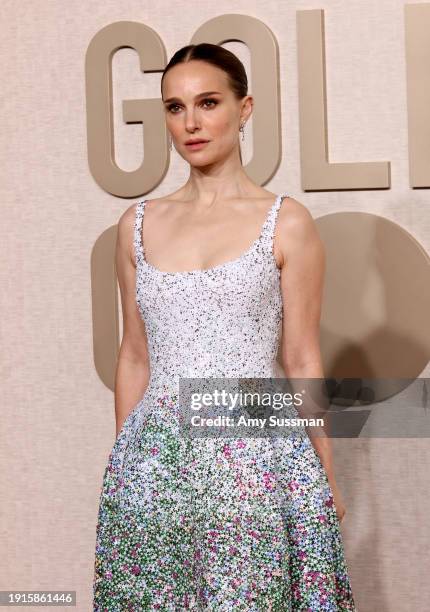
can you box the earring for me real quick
[169,135,173,151]
[239,122,246,141]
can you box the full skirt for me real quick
[93,389,355,611]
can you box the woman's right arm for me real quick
[113,204,150,437]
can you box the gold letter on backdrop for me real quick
[85,21,168,197]
[405,3,430,188]
[296,9,390,190]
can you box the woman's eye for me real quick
[167,104,180,113]
[202,98,217,108]
[167,99,218,113]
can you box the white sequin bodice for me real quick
[133,194,289,398]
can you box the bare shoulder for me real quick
[115,200,142,265]
[278,196,321,239]
[117,200,141,241]
[276,196,325,265]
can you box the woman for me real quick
[93,43,356,610]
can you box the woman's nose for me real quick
[184,111,201,131]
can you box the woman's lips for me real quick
[185,140,210,150]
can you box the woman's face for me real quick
[161,60,251,165]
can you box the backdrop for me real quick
[1,1,429,610]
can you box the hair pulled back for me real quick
[161,43,248,100]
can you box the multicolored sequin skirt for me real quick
[93,388,355,611]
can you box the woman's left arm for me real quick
[276,197,340,492]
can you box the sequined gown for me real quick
[93,193,356,611]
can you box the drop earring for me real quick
[239,121,246,141]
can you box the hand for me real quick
[331,482,347,523]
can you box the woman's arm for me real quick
[113,204,151,437]
[276,198,339,488]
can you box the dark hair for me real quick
[161,43,248,100]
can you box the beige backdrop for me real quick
[1,1,430,611]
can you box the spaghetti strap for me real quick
[260,192,289,253]
[133,199,147,264]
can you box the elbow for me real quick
[281,351,324,378]
[119,337,150,369]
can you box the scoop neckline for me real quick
[136,193,287,277]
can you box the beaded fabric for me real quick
[93,193,356,611]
